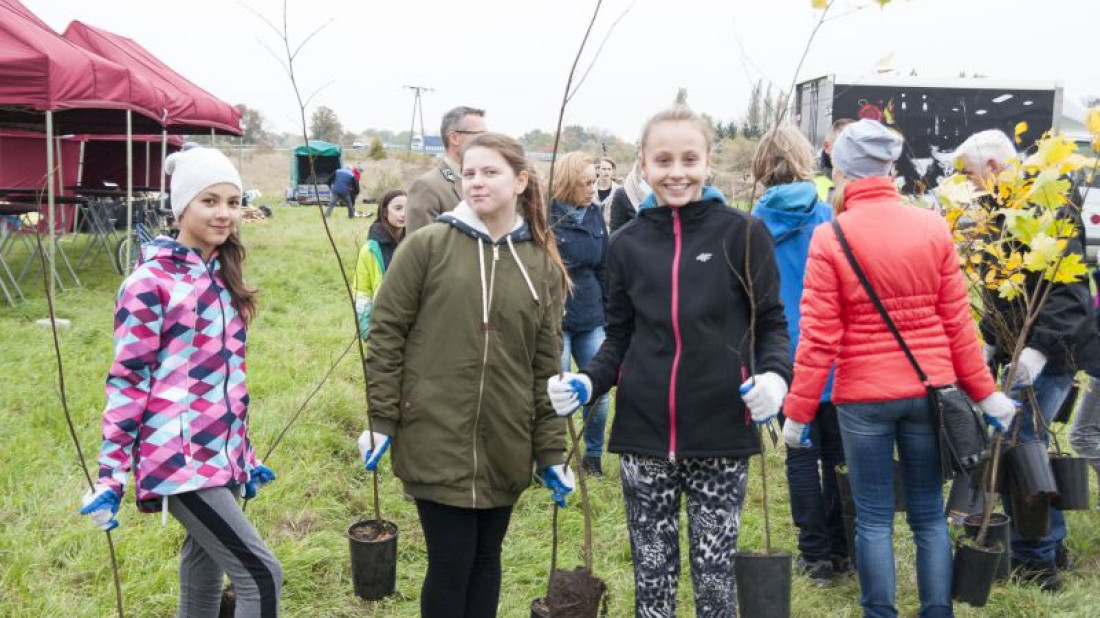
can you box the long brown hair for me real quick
[461,132,570,290]
[217,230,258,324]
[376,188,407,243]
[752,124,816,188]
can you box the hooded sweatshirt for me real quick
[753,181,834,401]
[97,236,257,511]
[367,203,566,508]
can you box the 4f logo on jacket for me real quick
[696,252,713,263]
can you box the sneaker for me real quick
[1012,560,1063,592]
[796,557,836,587]
[581,456,604,479]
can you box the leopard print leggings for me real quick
[620,453,750,618]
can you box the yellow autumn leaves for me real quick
[943,130,1091,302]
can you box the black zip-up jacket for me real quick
[978,194,1100,375]
[609,187,637,233]
[582,197,792,459]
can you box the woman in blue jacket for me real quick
[550,152,610,477]
[752,124,849,585]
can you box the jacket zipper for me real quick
[471,244,500,507]
[668,209,684,462]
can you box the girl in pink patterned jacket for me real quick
[80,147,282,616]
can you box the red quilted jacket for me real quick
[785,177,995,423]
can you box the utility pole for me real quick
[403,85,433,152]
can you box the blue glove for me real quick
[783,419,813,449]
[539,464,576,507]
[243,464,277,500]
[358,430,392,471]
[80,484,121,532]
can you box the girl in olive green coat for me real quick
[360,133,572,618]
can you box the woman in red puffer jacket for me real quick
[783,119,1015,618]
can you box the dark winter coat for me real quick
[609,187,637,233]
[367,203,566,508]
[550,199,608,333]
[979,195,1100,375]
[583,190,792,460]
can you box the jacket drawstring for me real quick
[506,234,540,304]
[477,238,489,327]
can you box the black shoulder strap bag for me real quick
[831,220,988,479]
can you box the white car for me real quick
[1073,139,1100,264]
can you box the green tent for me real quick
[289,141,343,204]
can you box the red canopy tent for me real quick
[63,20,241,136]
[75,133,184,188]
[0,0,168,286]
[0,0,165,133]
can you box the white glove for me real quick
[357,430,392,471]
[1007,347,1047,387]
[783,419,812,449]
[739,372,788,423]
[547,373,592,417]
[978,391,1019,432]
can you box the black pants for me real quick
[416,499,513,618]
[782,402,848,563]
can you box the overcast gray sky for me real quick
[26,0,1100,140]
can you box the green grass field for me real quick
[2,204,1099,617]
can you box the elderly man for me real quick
[953,129,1100,592]
[405,106,486,234]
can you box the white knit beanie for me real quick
[165,147,243,217]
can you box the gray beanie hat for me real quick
[831,119,904,179]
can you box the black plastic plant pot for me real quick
[530,597,550,618]
[962,513,1011,582]
[734,551,792,618]
[973,445,1009,495]
[1050,455,1090,510]
[1008,483,1050,540]
[347,519,399,601]
[1005,441,1057,497]
[946,469,985,525]
[951,538,1004,608]
[835,465,856,516]
[843,514,858,570]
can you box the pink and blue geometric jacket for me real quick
[97,236,257,512]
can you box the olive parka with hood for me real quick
[366,202,566,509]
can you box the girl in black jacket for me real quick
[548,107,792,618]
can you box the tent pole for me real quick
[56,134,67,235]
[46,110,56,300]
[210,128,215,147]
[145,140,150,187]
[160,130,168,209]
[77,140,85,186]
[126,110,133,276]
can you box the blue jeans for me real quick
[1001,371,1073,564]
[784,402,847,563]
[325,190,354,218]
[838,397,953,618]
[562,326,610,458]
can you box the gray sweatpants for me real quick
[168,486,283,618]
[1069,375,1100,471]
